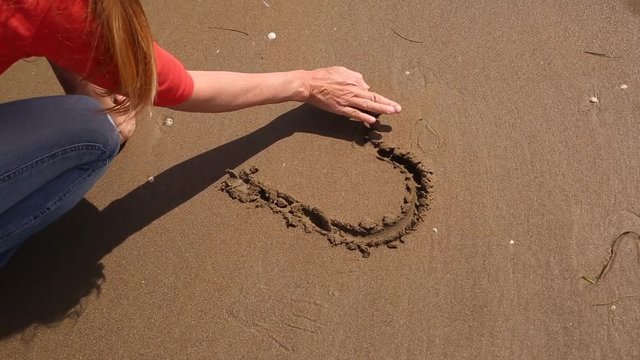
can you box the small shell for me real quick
[147,176,155,183]
[163,117,174,126]
[267,32,277,40]
[589,96,599,104]
[620,84,628,90]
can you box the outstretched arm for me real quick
[171,67,402,125]
[49,59,401,143]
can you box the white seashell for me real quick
[589,96,599,104]
[267,32,277,40]
[147,176,155,183]
[163,117,174,126]
[620,84,628,90]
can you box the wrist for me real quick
[289,70,311,102]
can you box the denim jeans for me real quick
[0,95,120,268]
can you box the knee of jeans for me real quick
[63,95,121,161]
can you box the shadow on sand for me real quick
[0,105,386,339]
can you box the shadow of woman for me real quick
[0,104,382,339]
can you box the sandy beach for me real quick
[2,0,640,358]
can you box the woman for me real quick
[0,0,402,267]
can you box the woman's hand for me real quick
[75,86,136,144]
[300,67,402,125]
[109,95,137,143]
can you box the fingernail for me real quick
[395,105,402,112]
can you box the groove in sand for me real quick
[221,131,433,257]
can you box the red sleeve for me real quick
[0,59,17,75]
[0,0,46,75]
[153,43,194,107]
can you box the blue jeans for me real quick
[0,95,120,268]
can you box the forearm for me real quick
[48,60,135,142]
[171,70,309,113]
[48,59,113,108]
[48,59,84,94]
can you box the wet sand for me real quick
[1,0,640,358]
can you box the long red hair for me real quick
[90,0,156,115]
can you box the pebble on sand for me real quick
[163,117,174,127]
[620,84,628,90]
[267,32,277,40]
[432,228,438,234]
[147,176,155,184]
[589,96,599,104]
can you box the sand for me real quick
[1,0,640,359]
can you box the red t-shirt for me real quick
[0,0,194,107]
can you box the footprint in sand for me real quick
[412,117,442,152]
[388,56,444,153]
[220,132,433,257]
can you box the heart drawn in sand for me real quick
[221,130,433,257]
